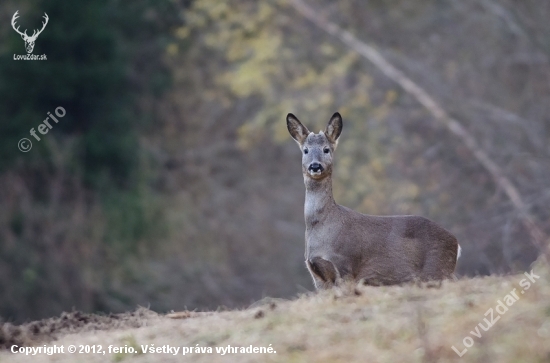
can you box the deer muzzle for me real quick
[308,162,324,175]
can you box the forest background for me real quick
[0,0,549,323]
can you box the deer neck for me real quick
[304,174,336,229]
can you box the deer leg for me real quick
[306,257,340,289]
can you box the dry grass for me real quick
[2,259,549,363]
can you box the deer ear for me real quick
[325,112,343,146]
[287,113,310,145]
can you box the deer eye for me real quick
[303,148,309,154]
[323,147,330,154]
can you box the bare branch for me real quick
[480,0,526,37]
[469,100,545,152]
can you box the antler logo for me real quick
[11,10,49,54]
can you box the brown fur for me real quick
[287,112,459,289]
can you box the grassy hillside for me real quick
[2,259,549,363]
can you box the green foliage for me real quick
[102,184,167,254]
[0,0,183,322]
[0,0,178,188]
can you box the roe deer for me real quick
[287,112,461,289]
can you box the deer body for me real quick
[287,113,460,289]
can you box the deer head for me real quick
[287,112,343,181]
[11,11,49,54]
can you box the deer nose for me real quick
[308,163,323,173]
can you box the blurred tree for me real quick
[0,0,185,322]
[0,0,180,188]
